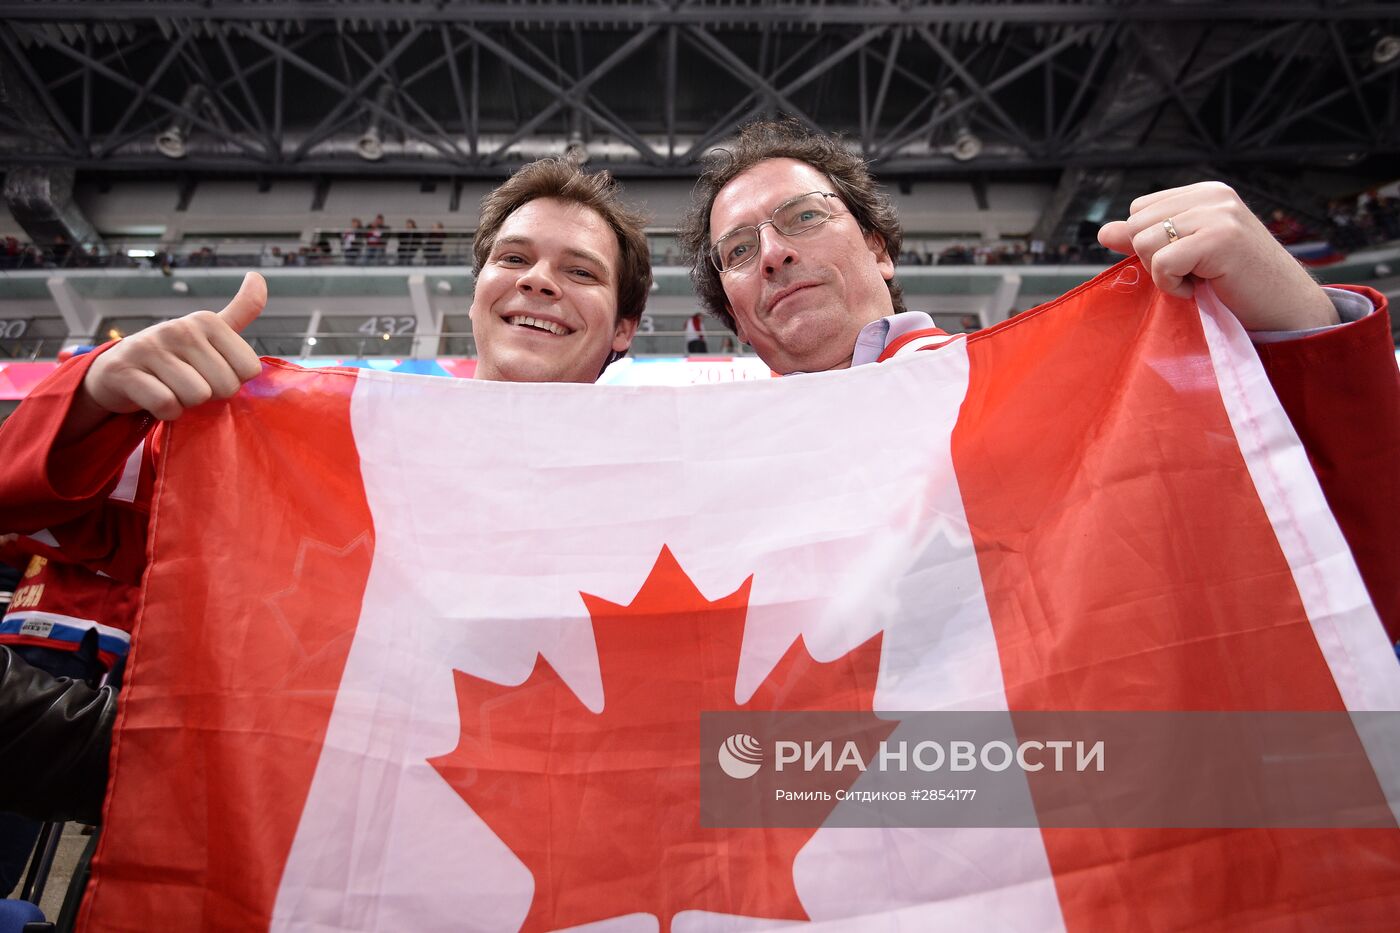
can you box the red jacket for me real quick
[0,538,139,671]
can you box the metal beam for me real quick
[441,25,472,140]
[275,24,429,160]
[683,27,820,131]
[1244,54,1400,149]
[1,10,1394,179]
[1326,21,1378,141]
[880,25,1094,159]
[0,23,86,155]
[97,30,190,155]
[1126,23,1216,152]
[1080,21,1300,147]
[3,2,1397,25]
[915,26,1036,154]
[214,27,278,156]
[232,25,462,164]
[1052,22,1120,146]
[464,24,663,164]
[13,22,264,157]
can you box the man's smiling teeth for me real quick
[506,315,570,336]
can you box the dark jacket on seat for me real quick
[0,646,113,824]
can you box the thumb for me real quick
[1097,220,1135,255]
[216,271,267,333]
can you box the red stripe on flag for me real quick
[953,263,1400,929]
[81,361,376,932]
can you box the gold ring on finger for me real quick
[1163,217,1181,244]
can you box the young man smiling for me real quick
[0,158,653,822]
[36,158,649,451]
[0,158,650,573]
[468,158,649,384]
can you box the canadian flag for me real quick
[81,265,1400,932]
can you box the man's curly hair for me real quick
[678,118,905,333]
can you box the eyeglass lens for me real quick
[713,193,834,271]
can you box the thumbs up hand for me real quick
[82,272,268,422]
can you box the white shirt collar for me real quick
[851,311,937,367]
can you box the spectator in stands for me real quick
[397,219,420,265]
[685,313,709,354]
[1266,208,1310,245]
[425,221,447,264]
[49,234,71,267]
[1328,199,1364,252]
[343,218,363,264]
[1373,194,1400,241]
[939,243,973,266]
[366,214,390,265]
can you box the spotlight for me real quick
[1374,36,1400,65]
[357,85,394,162]
[155,127,187,159]
[435,280,452,294]
[356,127,384,162]
[950,130,983,162]
[171,280,189,293]
[155,86,206,159]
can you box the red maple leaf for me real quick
[428,546,886,933]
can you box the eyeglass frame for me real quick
[709,191,845,273]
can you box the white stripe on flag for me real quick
[1196,283,1400,825]
[272,345,1062,932]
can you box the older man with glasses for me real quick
[680,118,1398,638]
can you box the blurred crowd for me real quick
[898,239,1115,267]
[3,189,1398,273]
[331,215,455,266]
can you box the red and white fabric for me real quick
[56,262,1400,932]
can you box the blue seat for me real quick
[0,899,43,933]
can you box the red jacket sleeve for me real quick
[0,344,156,585]
[1256,287,1400,641]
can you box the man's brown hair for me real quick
[473,158,652,324]
[679,119,906,333]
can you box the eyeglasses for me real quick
[710,191,843,273]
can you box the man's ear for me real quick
[612,314,640,353]
[865,232,895,282]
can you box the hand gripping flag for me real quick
[80,262,1400,932]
